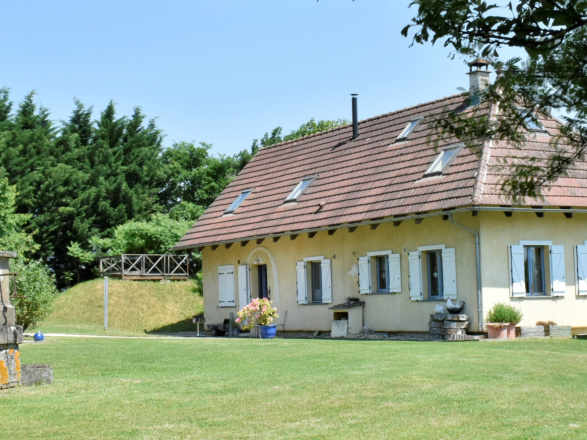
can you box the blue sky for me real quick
[3,1,485,156]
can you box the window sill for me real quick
[512,295,559,300]
[302,302,330,306]
[365,291,398,295]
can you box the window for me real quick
[509,241,565,297]
[397,118,422,141]
[286,177,315,202]
[424,144,463,176]
[225,189,252,213]
[358,250,401,294]
[517,108,547,132]
[408,245,457,301]
[218,265,236,307]
[296,256,332,304]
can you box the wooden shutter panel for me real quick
[510,245,526,297]
[550,245,566,297]
[388,253,402,293]
[218,265,235,307]
[441,248,457,299]
[238,265,251,309]
[321,259,332,304]
[358,256,370,294]
[576,245,587,295]
[296,261,308,304]
[408,251,423,301]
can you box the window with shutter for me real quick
[359,251,401,294]
[297,256,332,304]
[408,251,423,301]
[510,241,566,297]
[238,265,251,308]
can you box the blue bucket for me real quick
[260,325,277,339]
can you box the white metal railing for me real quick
[99,254,189,279]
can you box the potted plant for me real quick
[236,298,279,338]
[485,303,523,339]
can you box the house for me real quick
[175,61,587,335]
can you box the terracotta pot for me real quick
[486,323,508,339]
[506,323,517,339]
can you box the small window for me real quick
[358,251,401,294]
[524,246,546,295]
[517,108,546,132]
[397,118,421,141]
[225,190,251,213]
[424,144,463,176]
[510,241,565,297]
[427,250,443,298]
[408,246,457,301]
[296,257,332,304]
[285,177,314,202]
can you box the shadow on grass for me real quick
[145,318,198,334]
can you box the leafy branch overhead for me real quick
[403,0,587,197]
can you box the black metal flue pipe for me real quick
[351,94,358,139]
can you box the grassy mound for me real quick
[39,278,203,335]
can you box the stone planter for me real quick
[506,324,517,339]
[486,323,508,339]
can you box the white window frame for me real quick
[225,189,252,214]
[509,240,565,298]
[516,108,547,133]
[408,245,457,301]
[358,250,401,294]
[424,144,464,176]
[396,118,422,141]
[285,176,316,202]
[296,256,332,304]
[218,265,236,307]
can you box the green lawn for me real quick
[2,337,587,439]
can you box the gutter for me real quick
[447,214,483,332]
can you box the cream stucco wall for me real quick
[479,211,587,330]
[202,212,481,333]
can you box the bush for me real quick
[486,303,523,324]
[12,260,59,331]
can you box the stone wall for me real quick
[0,251,21,389]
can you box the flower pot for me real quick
[506,323,517,339]
[260,324,277,339]
[486,323,508,339]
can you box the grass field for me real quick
[2,336,587,439]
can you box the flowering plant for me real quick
[236,298,279,330]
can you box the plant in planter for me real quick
[485,303,523,339]
[236,298,279,338]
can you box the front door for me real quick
[258,264,269,299]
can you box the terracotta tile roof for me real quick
[175,94,587,249]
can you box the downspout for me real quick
[448,214,483,332]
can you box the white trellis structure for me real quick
[99,254,189,280]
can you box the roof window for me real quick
[396,118,422,141]
[424,144,463,176]
[285,177,315,202]
[517,108,547,132]
[225,189,252,213]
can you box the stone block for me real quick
[430,313,446,322]
[521,326,545,338]
[549,325,572,338]
[443,321,470,329]
[429,321,443,328]
[0,306,16,327]
[445,314,468,322]
[443,328,467,335]
[330,320,348,338]
[0,326,23,345]
[21,364,53,387]
[0,345,20,389]
[429,327,445,335]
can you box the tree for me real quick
[402,0,587,197]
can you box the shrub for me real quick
[486,303,523,324]
[12,260,59,331]
[236,299,278,330]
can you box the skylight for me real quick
[425,144,463,176]
[397,118,422,141]
[285,177,314,202]
[225,189,252,213]
[517,108,546,132]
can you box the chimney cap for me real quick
[468,59,491,71]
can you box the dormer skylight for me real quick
[225,189,252,213]
[517,108,547,132]
[424,144,463,176]
[285,177,315,202]
[396,118,422,141]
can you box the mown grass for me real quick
[36,278,203,334]
[2,337,587,439]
